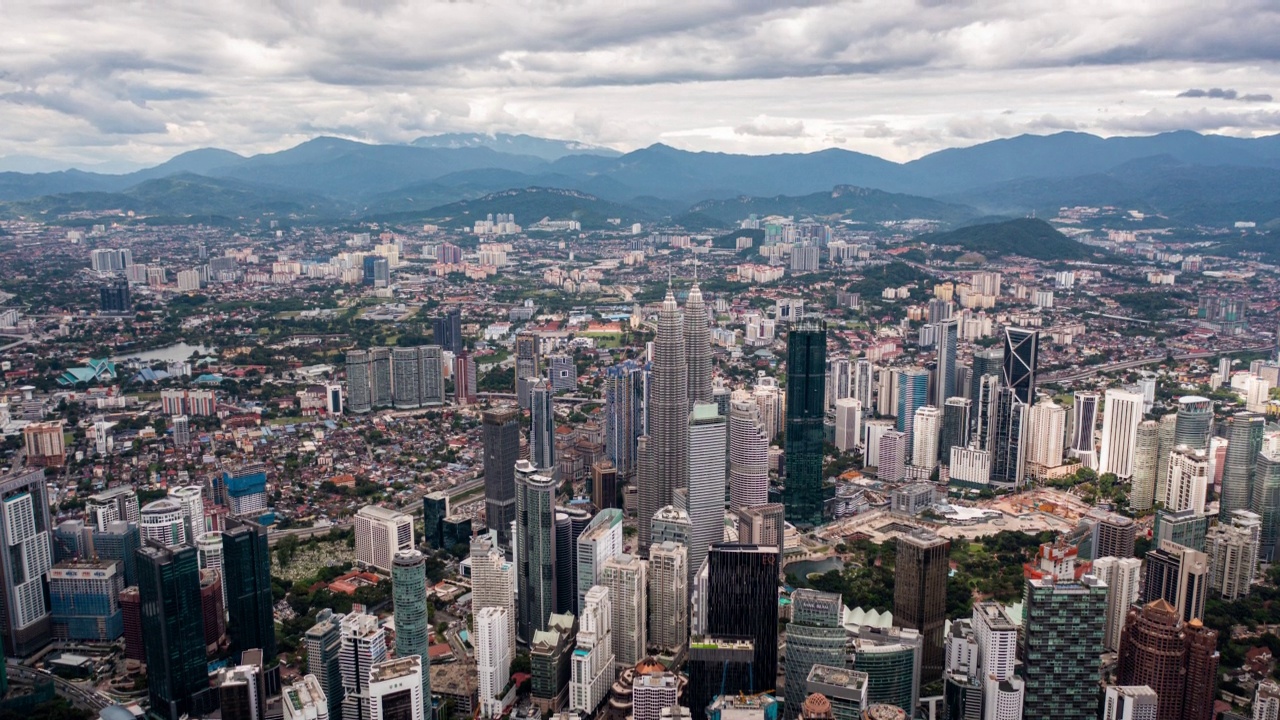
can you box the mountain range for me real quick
[1,130,1279,229]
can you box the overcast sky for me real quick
[1,0,1278,170]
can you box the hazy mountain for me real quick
[915,218,1097,261]
[402,187,649,229]
[411,133,620,161]
[687,185,975,225]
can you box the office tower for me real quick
[283,674,329,720]
[604,362,644,478]
[829,357,852,410]
[1142,540,1209,623]
[201,570,226,656]
[118,586,143,662]
[991,329,1038,487]
[1206,510,1260,600]
[705,544,779,698]
[1068,391,1100,469]
[516,460,558,642]
[1174,396,1212,451]
[367,656,424,720]
[87,486,141,531]
[1093,557,1142,652]
[570,586,614,715]
[1221,413,1265,520]
[141,498,187,548]
[805,665,870,720]
[138,542,211,720]
[939,398,970,463]
[1020,576,1106,720]
[173,415,190,448]
[554,512,575,616]
[368,347,392,409]
[591,461,618,512]
[216,660,265,720]
[531,379,556,470]
[1091,511,1137,559]
[546,353,576,393]
[785,317,828,527]
[1026,397,1066,473]
[834,397,864,454]
[730,398,771,509]
[895,367,929,458]
[454,351,477,404]
[689,403,727,581]
[911,405,941,471]
[878,430,907,483]
[362,256,389,287]
[224,519,277,687]
[48,559,124,642]
[422,492,448,550]
[651,506,691,547]
[686,638,757,720]
[576,509,623,610]
[53,519,90,564]
[170,485,205,545]
[341,613,388,720]
[1100,389,1145,480]
[785,590,847,714]
[686,277,713,406]
[735,503,786,571]
[969,602,1023,720]
[1117,600,1220,720]
[849,625,922,714]
[969,349,1003,423]
[1255,681,1280,720]
[1131,420,1160,512]
[392,550,431,716]
[354,506,414,573]
[305,610,346,720]
[932,320,958,409]
[973,374,1001,451]
[1155,414,1177,501]
[471,535,517,650]
[648,541,688,653]
[99,280,131,314]
[601,553,647,670]
[1254,451,1280,561]
[481,407,520,547]
[476,607,512,719]
[392,347,422,409]
[1154,510,1209,555]
[516,331,541,408]
[1164,446,1209,514]
[222,463,270,523]
[854,358,875,412]
[638,288,689,553]
[1100,685,1158,720]
[531,612,575,714]
[433,307,463,354]
[893,529,948,684]
[634,672,681,720]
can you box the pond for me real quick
[113,342,212,364]
[785,556,845,578]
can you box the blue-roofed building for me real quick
[57,359,117,386]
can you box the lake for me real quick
[785,556,845,578]
[113,342,212,364]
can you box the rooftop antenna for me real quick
[667,265,673,289]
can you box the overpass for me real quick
[1041,343,1275,385]
[475,391,597,406]
[5,662,114,712]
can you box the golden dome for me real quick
[803,694,832,716]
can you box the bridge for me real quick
[5,662,114,712]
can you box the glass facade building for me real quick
[784,318,827,527]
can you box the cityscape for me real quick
[2,4,1280,720]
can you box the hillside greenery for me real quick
[916,218,1095,261]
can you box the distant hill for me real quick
[688,185,975,225]
[410,187,648,229]
[916,218,1095,261]
[411,133,620,161]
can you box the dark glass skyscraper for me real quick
[893,529,949,683]
[940,397,971,463]
[392,550,431,718]
[516,460,558,643]
[433,307,463,354]
[705,543,779,699]
[1020,576,1106,720]
[138,542,211,720]
[933,319,957,409]
[223,519,278,692]
[968,348,1002,433]
[784,318,827,527]
[1220,412,1264,520]
[991,328,1038,487]
[483,407,520,547]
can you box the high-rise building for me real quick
[911,405,941,471]
[368,656,425,720]
[1164,446,1209,515]
[222,463,270,523]
[419,345,446,405]
[216,660,265,720]
[422,492,448,550]
[991,329,1038,487]
[454,351,477,404]
[686,278,713,406]
[689,403,727,582]
[370,347,393,409]
[601,553,647,670]
[282,674,330,720]
[939,398,970,464]
[591,460,618,512]
[1254,450,1280,561]
[169,485,204,551]
[530,612,575,714]
[1131,420,1160,513]
[575,509,623,611]
[1020,576,1106,720]
[784,589,847,715]
[1027,397,1066,473]
[1100,686,1158,720]
[1155,414,1177,502]
[305,610,345,720]
[970,602,1024,720]
[570,586,614,715]
[785,317,828,527]
[686,638,757,720]
[638,288,689,553]
[476,607,512,719]
[705,544,779,698]
[392,347,423,409]
[138,542,212,720]
[934,320,958,409]
[0,469,54,657]
[1142,540,1209,624]
[1093,556,1142,652]
[515,331,541,408]
[834,397,864,454]
[49,559,124,642]
[877,430,907,484]
[651,505,691,548]
[471,534,517,650]
[100,280,132,314]
[354,506,414,573]
[1100,389,1145,480]
[516,460,558,642]
[604,362,645,478]
[87,485,141,531]
[433,307,463,354]
[1221,413,1265,520]
[730,398,771,509]
[805,665,870,720]
[894,530,949,683]
[1153,509,1209,553]
[1091,510,1137,560]
[969,349,1003,426]
[1174,396,1213,451]
[648,541,688,653]
[94,520,140,588]
[392,550,431,717]
[531,380,557,471]
[141,498,187,548]
[828,357,851,411]
[546,353,576,393]
[173,415,191,448]
[224,519,277,689]
[1117,599,1219,720]
[1068,391,1100,469]
[735,504,786,571]
[1206,509,1260,600]
[854,359,875,414]
[340,613,388,720]
[1254,681,1280,720]
[120,586,143,662]
[482,407,520,547]
[634,672,682,720]
[849,625,922,714]
[895,367,929,459]
[973,373,1001,452]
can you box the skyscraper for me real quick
[648,541,688,653]
[1068,391,1100,469]
[911,405,941,471]
[530,379,556,471]
[1116,599,1220,720]
[1026,397,1066,473]
[1164,446,1209,515]
[1020,576,1106,720]
[223,519,278,690]
[968,349,1003,427]
[476,607,512,719]
[1155,414,1178,502]
[516,460,558,642]
[354,506,414,573]
[392,347,423,409]
[369,656,426,720]
[1100,686,1158,720]
[515,331,540,408]
[893,529,949,683]
[785,317,828,527]
[433,307,463,354]
[834,397,864,454]
[934,320,958,409]
[729,398,770,510]
[1131,420,1160,512]
[0,469,53,657]
[973,373,1001,452]
[1100,389,1145,480]
[939,398,970,464]
[138,542,212,720]
[471,534,517,650]
[570,586,614,715]
[704,544,779,699]
[1220,412,1265,520]
[970,602,1024,720]
[1093,556,1142,652]
[341,613,388,720]
[849,625,922,714]
[531,612,575,714]
[601,553,647,670]
[1142,539,1209,624]
[371,347,393,409]
[604,362,645,478]
[1253,450,1280,561]
[689,403,727,581]
[735,503,786,571]
[482,407,520,547]
[895,367,929,459]
[305,610,346,720]
[685,278,712,406]
[1174,396,1213,451]
[576,509,623,611]
[991,328,1038,487]
[638,288,689,553]
[853,358,875,414]
[784,589,847,715]
[1206,510,1260,600]
[392,550,431,718]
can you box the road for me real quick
[5,662,114,712]
[1040,344,1275,385]
[476,391,597,405]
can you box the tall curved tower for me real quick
[638,289,689,553]
[684,279,712,407]
[729,396,770,510]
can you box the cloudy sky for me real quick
[1,0,1278,170]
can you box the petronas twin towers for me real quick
[637,277,713,552]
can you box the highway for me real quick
[1041,343,1275,385]
[476,391,597,405]
[5,662,114,712]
